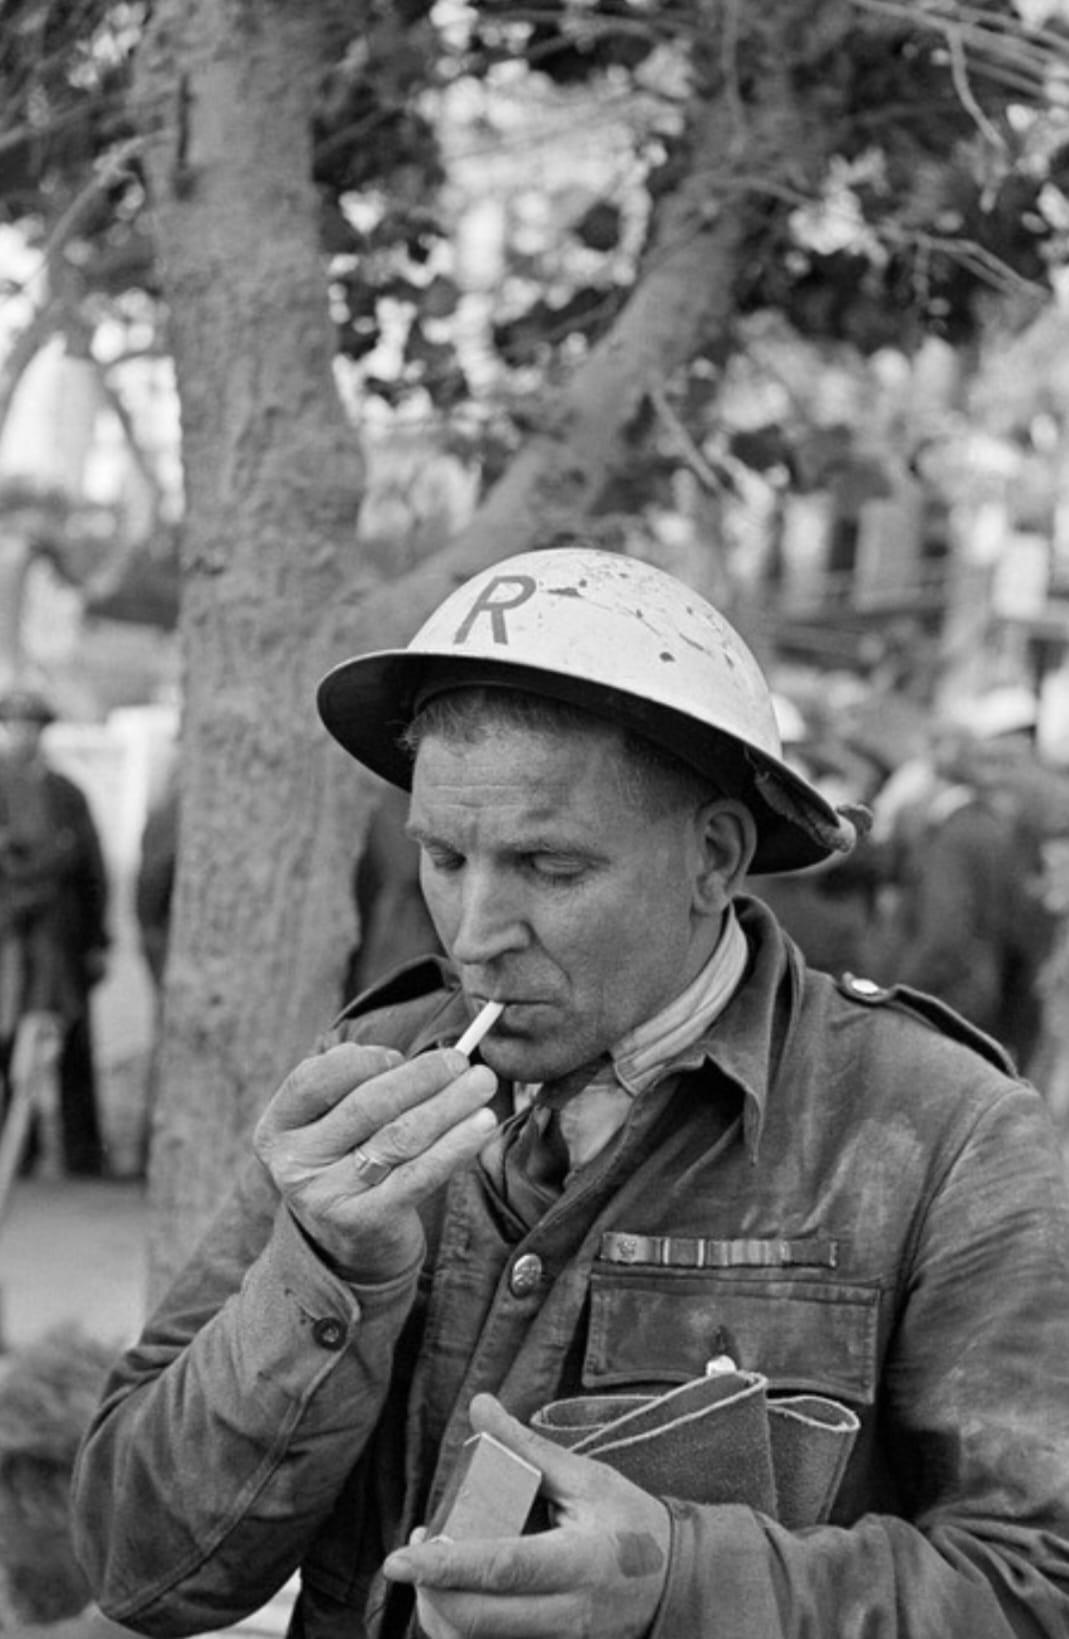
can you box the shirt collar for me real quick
[422,894,798,1161]
[611,906,749,1095]
[670,895,800,1159]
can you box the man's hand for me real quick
[383,1393,671,1639]
[253,1043,497,1282]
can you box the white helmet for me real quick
[317,546,862,872]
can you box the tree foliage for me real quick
[2,0,1068,1273]
[2,0,1066,543]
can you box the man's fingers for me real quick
[388,1530,577,1594]
[266,1043,405,1128]
[317,1047,479,1150]
[357,1064,497,1168]
[417,1586,574,1639]
[357,1100,498,1199]
[467,1393,596,1502]
[468,1392,535,1448]
[384,1396,672,1639]
[254,1044,500,1282]
[264,1044,486,1151]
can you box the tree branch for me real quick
[15,137,143,304]
[0,296,64,450]
[88,355,165,522]
[945,21,1006,150]
[321,36,816,656]
[648,385,731,495]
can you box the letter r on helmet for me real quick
[453,575,536,646]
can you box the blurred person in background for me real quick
[0,687,110,1177]
[749,696,887,978]
[342,783,442,1003]
[1031,834,1069,1144]
[867,687,1055,1076]
[960,727,1069,1130]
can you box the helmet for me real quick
[0,687,55,726]
[317,547,861,872]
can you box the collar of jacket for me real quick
[664,895,799,1162]
[399,893,799,1165]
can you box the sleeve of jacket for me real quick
[70,1064,424,1634]
[649,1079,1069,1637]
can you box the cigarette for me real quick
[455,999,505,1057]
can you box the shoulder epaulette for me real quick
[836,972,1016,1075]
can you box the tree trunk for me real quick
[133,0,367,1292]
[140,1,839,1289]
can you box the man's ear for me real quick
[692,800,758,911]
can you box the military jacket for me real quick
[72,899,1069,1637]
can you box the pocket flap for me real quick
[584,1269,879,1405]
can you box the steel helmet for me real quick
[317,546,863,873]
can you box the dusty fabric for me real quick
[530,1370,859,1532]
[71,899,1069,1639]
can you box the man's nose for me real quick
[449,868,527,964]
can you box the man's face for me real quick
[408,719,717,1083]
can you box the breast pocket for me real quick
[583,1267,879,1406]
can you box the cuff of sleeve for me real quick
[272,1205,422,1324]
[219,1208,420,1408]
[650,1500,781,1639]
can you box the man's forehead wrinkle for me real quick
[413,753,598,813]
[411,776,568,818]
[408,721,637,855]
[417,720,627,775]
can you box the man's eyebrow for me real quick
[407,820,601,856]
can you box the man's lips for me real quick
[470,996,556,1026]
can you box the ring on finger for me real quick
[351,1146,393,1188]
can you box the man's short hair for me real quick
[401,686,720,818]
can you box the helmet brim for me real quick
[317,649,848,875]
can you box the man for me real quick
[0,687,110,1176]
[870,699,1055,1073]
[749,722,886,980]
[343,782,442,999]
[72,547,1069,1637]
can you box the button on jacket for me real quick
[71,898,1069,1638]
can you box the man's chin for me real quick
[478,1040,552,1084]
[478,1033,578,1086]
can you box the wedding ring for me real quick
[351,1146,393,1188]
